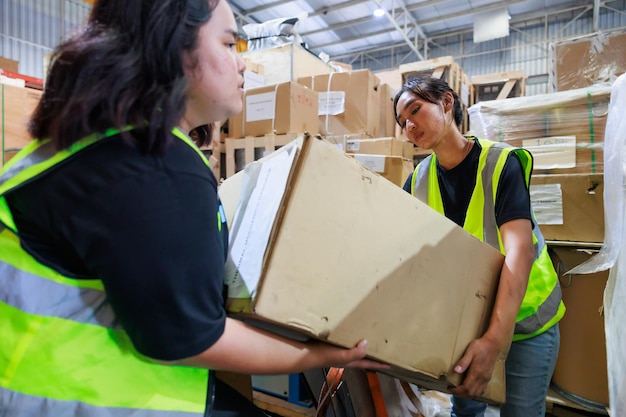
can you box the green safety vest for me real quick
[410,138,565,341]
[0,127,212,416]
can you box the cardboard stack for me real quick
[219,135,507,404]
[469,84,610,176]
[343,137,414,187]
[298,69,382,138]
[1,83,42,167]
[240,43,334,87]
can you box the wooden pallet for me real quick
[253,391,315,417]
[222,132,300,178]
[398,56,470,133]
[470,70,526,105]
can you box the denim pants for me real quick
[451,324,560,417]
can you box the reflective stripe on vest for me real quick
[0,128,209,416]
[411,138,565,339]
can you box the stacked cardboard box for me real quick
[469,84,610,176]
[229,81,319,139]
[240,43,334,86]
[298,69,382,138]
[343,137,415,187]
[1,83,42,167]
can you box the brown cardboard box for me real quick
[1,84,42,164]
[530,174,604,243]
[229,81,318,139]
[298,69,381,137]
[350,154,413,187]
[549,246,609,407]
[218,135,507,403]
[469,84,610,174]
[0,57,19,73]
[379,83,398,138]
[240,43,334,86]
[551,30,626,91]
[345,137,414,160]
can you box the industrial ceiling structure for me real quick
[229,0,625,68]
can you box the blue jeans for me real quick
[451,324,560,417]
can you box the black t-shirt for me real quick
[6,132,228,361]
[402,140,532,228]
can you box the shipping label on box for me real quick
[229,81,318,138]
[530,174,604,243]
[318,91,346,116]
[529,183,563,225]
[299,69,381,137]
[523,136,576,170]
[219,135,507,403]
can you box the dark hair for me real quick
[29,0,219,152]
[393,77,463,128]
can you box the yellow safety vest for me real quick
[410,138,565,341]
[0,127,211,416]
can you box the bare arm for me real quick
[172,317,386,374]
[449,218,535,398]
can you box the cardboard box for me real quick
[218,135,507,403]
[530,174,604,243]
[550,30,626,92]
[350,154,413,187]
[1,84,42,164]
[298,69,381,137]
[229,81,318,139]
[240,43,334,86]
[0,57,19,73]
[548,245,609,406]
[469,85,610,174]
[344,137,414,160]
[379,83,398,138]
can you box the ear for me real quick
[443,92,454,110]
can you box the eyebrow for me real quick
[396,96,417,124]
[225,29,238,40]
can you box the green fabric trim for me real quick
[0,196,15,231]
[1,301,207,412]
[171,127,211,169]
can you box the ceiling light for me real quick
[373,8,385,17]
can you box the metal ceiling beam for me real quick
[308,0,370,18]
[327,3,603,61]
[308,2,591,55]
[300,15,374,36]
[372,0,425,60]
[240,0,293,16]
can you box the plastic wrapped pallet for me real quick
[468,84,611,175]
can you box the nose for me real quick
[405,119,416,132]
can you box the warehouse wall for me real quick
[0,0,90,79]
